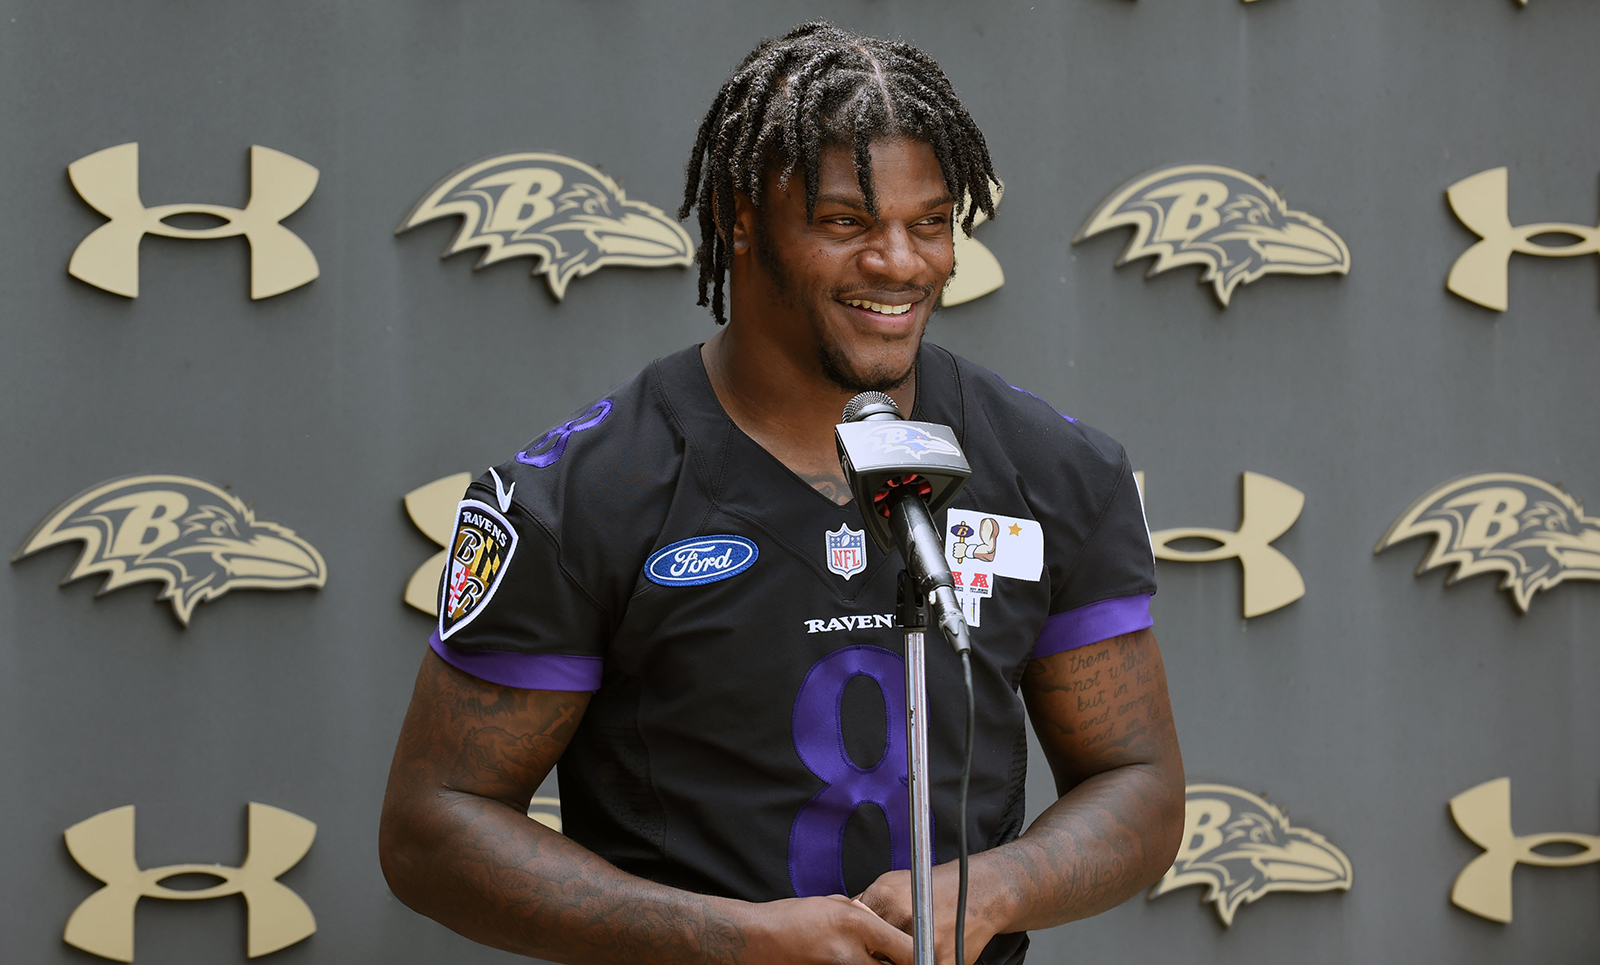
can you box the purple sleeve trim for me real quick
[429,632,602,691]
[1029,594,1154,660]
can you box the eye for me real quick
[211,521,228,536]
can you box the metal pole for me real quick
[904,626,935,965]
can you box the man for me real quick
[380,21,1183,965]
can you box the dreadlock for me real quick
[679,21,999,324]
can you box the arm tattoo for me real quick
[381,652,750,964]
[969,628,1184,932]
[1022,631,1172,775]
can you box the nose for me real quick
[858,223,925,284]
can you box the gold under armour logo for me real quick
[63,803,316,961]
[68,143,320,299]
[1136,471,1306,618]
[402,472,474,614]
[1446,167,1600,311]
[1449,778,1599,923]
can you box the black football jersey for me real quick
[431,343,1156,964]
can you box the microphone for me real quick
[836,392,973,654]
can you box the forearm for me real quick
[974,760,1183,932]
[380,788,750,965]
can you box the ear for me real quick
[724,190,756,254]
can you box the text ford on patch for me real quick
[645,536,758,587]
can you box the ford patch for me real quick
[645,535,758,587]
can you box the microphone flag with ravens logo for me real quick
[1075,163,1350,306]
[1149,784,1353,926]
[13,474,326,626]
[1376,472,1600,613]
[397,152,694,301]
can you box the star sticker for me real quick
[1008,523,1022,536]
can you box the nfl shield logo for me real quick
[825,524,867,580]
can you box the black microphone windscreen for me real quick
[842,391,902,423]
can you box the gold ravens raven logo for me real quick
[1075,164,1350,306]
[397,152,694,300]
[1149,784,1353,926]
[1376,472,1600,613]
[13,474,326,626]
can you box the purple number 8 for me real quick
[516,399,613,468]
[788,645,910,897]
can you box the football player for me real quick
[381,21,1184,965]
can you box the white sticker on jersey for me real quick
[439,498,519,640]
[944,510,1042,626]
[944,510,1044,581]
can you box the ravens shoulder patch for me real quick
[439,498,519,639]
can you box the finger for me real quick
[855,909,917,965]
[860,892,913,933]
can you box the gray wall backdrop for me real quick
[3,1,1597,962]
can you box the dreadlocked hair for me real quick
[679,20,999,324]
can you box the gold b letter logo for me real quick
[67,142,320,299]
[63,803,317,961]
[1449,778,1600,923]
[1446,167,1600,311]
[1137,471,1306,618]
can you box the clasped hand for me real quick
[855,861,1003,965]
[742,861,1001,965]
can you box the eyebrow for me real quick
[813,192,957,212]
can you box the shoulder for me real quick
[931,348,1155,614]
[936,345,1131,488]
[501,353,681,489]
[462,349,697,598]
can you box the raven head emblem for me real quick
[397,152,694,300]
[1075,164,1350,306]
[1376,472,1600,613]
[864,424,961,460]
[13,474,326,625]
[1150,784,1352,926]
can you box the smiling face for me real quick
[732,138,956,393]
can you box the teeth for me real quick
[844,299,913,316]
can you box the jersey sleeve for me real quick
[429,474,609,691]
[1031,438,1157,659]
[427,371,682,690]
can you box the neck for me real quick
[701,319,917,502]
[704,324,916,435]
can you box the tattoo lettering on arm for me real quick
[962,627,1185,935]
[1024,630,1174,779]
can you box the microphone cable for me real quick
[955,647,974,965]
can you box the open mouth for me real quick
[842,298,914,316]
[838,297,923,329]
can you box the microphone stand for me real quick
[895,570,936,965]
[889,485,971,965]
[834,392,973,965]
